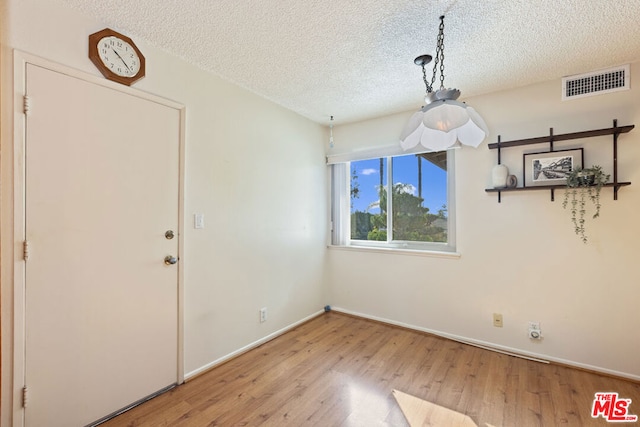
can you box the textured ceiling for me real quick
[58,0,640,125]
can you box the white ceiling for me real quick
[59,0,640,125]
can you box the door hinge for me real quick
[22,386,28,408]
[23,240,30,261]
[23,95,32,115]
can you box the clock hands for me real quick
[111,48,131,72]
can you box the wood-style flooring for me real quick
[102,312,640,426]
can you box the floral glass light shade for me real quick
[400,98,489,151]
[400,16,489,151]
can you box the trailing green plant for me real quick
[562,165,610,243]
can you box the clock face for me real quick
[89,28,146,85]
[97,36,141,78]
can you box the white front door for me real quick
[23,63,181,426]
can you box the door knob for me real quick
[164,255,178,265]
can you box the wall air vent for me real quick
[562,65,630,100]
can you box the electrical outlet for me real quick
[528,321,541,339]
[493,313,503,327]
[259,307,267,323]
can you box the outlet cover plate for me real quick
[528,321,540,331]
[493,313,503,327]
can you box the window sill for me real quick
[327,244,461,259]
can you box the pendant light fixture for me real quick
[400,16,488,151]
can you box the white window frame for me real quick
[329,149,457,254]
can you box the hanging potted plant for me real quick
[562,165,610,243]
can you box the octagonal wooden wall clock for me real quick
[88,28,146,86]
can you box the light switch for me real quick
[194,213,205,229]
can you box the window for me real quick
[331,150,455,252]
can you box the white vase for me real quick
[492,164,509,188]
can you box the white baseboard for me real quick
[331,307,640,382]
[185,307,639,383]
[185,309,325,380]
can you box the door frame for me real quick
[7,50,186,426]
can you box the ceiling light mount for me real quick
[400,15,488,152]
[413,54,432,66]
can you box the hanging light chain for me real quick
[420,15,447,94]
[436,16,446,90]
[430,50,439,92]
[422,62,432,93]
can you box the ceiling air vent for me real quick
[562,64,630,100]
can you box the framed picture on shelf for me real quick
[523,148,583,187]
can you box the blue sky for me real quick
[350,154,447,214]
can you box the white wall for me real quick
[327,65,640,380]
[1,0,328,424]
[3,0,638,424]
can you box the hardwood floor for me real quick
[102,312,639,426]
